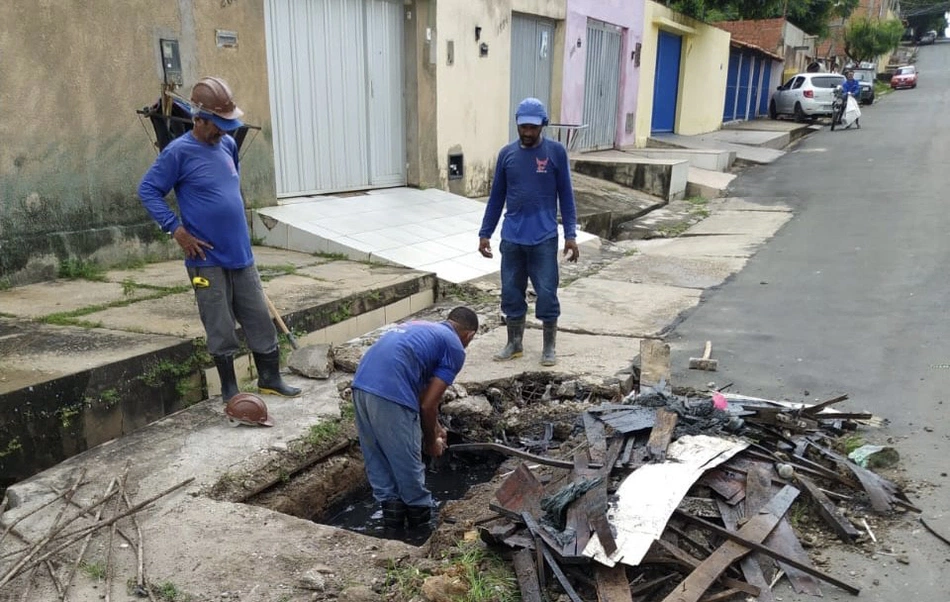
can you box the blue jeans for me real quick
[500,237,561,322]
[352,388,432,507]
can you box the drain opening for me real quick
[318,449,504,544]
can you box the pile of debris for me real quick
[452,345,918,602]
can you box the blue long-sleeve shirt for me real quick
[478,137,578,245]
[842,79,861,97]
[138,133,254,269]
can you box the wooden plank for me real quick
[597,407,657,434]
[595,565,633,602]
[639,338,671,389]
[742,464,820,594]
[646,408,678,462]
[675,511,860,595]
[620,436,636,466]
[659,486,800,602]
[512,548,544,602]
[523,513,583,602]
[700,469,745,503]
[493,463,545,520]
[717,500,775,602]
[800,394,849,416]
[796,475,860,541]
[652,539,761,597]
[700,589,743,602]
[584,412,608,464]
[810,444,913,512]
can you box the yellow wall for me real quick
[634,2,731,147]
[434,0,566,196]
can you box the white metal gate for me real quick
[265,0,406,197]
[509,14,554,142]
[578,19,622,151]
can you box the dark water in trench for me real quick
[319,452,503,545]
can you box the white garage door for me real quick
[265,0,406,197]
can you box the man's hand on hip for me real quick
[172,226,213,261]
[478,237,493,259]
[563,239,579,263]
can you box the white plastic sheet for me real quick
[842,95,862,128]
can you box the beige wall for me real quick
[436,0,513,196]
[433,0,567,196]
[635,2,730,146]
[0,0,274,284]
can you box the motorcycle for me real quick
[830,85,861,131]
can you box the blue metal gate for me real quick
[723,51,740,121]
[651,31,682,133]
[759,63,773,115]
[748,56,762,119]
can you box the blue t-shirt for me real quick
[352,321,466,411]
[138,133,254,269]
[478,137,578,245]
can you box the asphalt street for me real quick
[669,44,950,600]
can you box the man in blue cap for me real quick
[478,97,578,367]
[138,76,300,403]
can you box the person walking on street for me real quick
[351,307,479,531]
[478,97,578,367]
[138,76,300,403]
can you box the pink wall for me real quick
[560,0,644,148]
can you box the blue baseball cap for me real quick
[194,109,243,132]
[515,97,548,126]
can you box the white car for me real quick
[769,73,846,121]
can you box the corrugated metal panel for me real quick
[509,14,554,142]
[366,0,406,186]
[577,20,622,151]
[264,0,405,197]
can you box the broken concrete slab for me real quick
[572,173,667,239]
[684,210,793,236]
[288,344,334,379]
[686,167,737,199]
[591,254,747,290]
[456,329,638,385]
[703,129,790,150]
[648,133,785,166]
[103,261,190,288]
[80,291,204,338]
[0,318,188,395]
[529,279,702,338]
[708,197,794,212]
[619,147,735,172]
[0,279,158,319]
[571,155,688,202]
[634,234,772,259]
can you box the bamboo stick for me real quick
[61,479,116,602]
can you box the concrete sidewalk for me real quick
[0,193,796,600]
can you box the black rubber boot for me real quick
[406,505,432,529]
[253,349,301,397]
[541,321,557,366]
[382,500,407,531]
[213,355,239,403]
[493,316,525,361]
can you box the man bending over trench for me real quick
[351,307,479,532]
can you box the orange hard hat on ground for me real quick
[225,393,273,427]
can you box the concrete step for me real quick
[0,250,437,487]
[570,155,688,202]
[616,147,735,172]
[722,119,815,143]
[686,166,737,199]
[647,133,785,166]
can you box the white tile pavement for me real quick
[255,187,596,283]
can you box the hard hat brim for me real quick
[516,115,544,126]
[199,111,244,132]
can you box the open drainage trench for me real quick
[240,373,625,544]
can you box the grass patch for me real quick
[873,81,892,97]
[58,258,106,281]
[305,420,342,446]
[386,543,518,602]
[80,561,107,580]
[258,263,298,281]
[658,221,691,238]
[154,581,192,601]
[841,434,865,455]
[37,285,189,327]
[315,251,348,261]
[250,234,266,246]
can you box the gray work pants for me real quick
[186,265,278,357]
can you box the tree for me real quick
[843,17,905,63]
[668,0,858,37]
